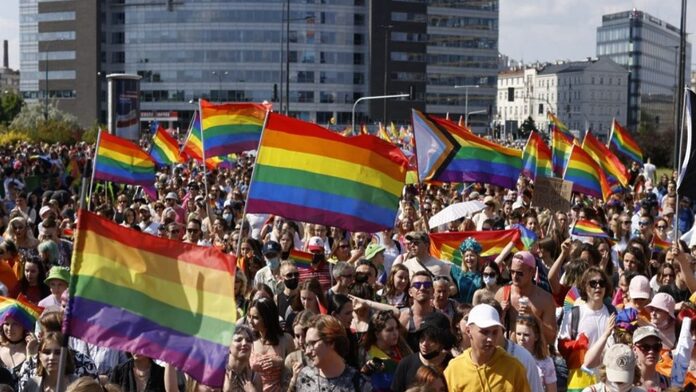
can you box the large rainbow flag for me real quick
[429,229,524,266]
[150,125,183,166]
[93,132,156,188]
[199,99,269,157]
[412,110,522,189]
[608,119,643,163]
[246,113,408,233]
[563,144,611,201]
[521,131,553,180]
[582,131,629,187]
[551,128,576,177]
[66,211,237,387]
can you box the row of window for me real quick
[21,89,76,99]
[123,10,365,26]
[21,70,75,80]
[123,30,365,46]
[140,89,365,104]
[123,50,364,66]
[428,15,497,30]
[20,11,75,23]
[134,69,365,85]
[22,51,76,61]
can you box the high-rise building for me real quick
[597,9,692,133]
[20,0,499,132]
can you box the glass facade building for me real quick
[597,10,691,132]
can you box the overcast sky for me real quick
[2,0,694,70]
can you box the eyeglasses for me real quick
[482,272,497,278]
[636,343,662,353]
[510,270,525,278]
[588,279,607,289]
[639,221,651,226]
[411,281,433,290]
[284,272,300,279]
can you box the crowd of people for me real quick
[0,138,694,392]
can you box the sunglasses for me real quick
[482,272,497,278]
[588,279,607,289]
[411,281,433,290]
[639,221,651,226]
[636,343,662,353]
[284,272,300,279]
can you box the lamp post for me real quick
[465,109,487,130]
[454,84,480,127]
[211,71,228,101]
[381,24,394,123]
[351,93,409,134]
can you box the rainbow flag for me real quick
[377,122,392,142]
[511,224,538,249]
[199,99,269,157]
[652,235,671,253]
[608,119,642,163]
[521,131,553,180]
[94,132,156,188]
[412,110,522,189]
[289,249,313,269]
[150,125,183,166]
[429,229,524,266]
[551,128,576,177]
[582,131,629,187]
[563,286,581,312]
[547,112,571,135]
[571,219,610,238]
[246,113,408,233]
[0,294,43,331]
[66,211,237,387]
[182,112,224,169]
[564,145,611,201]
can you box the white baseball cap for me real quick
[603,344,636,384]
[467,304,503,329]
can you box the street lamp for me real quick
[454,84,480,127]
[466,109,487,129]
[380,24,394,123]
[351,93,409,134]
[211,71,229,102]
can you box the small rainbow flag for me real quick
[0,294,43,331]
[563,286,581,312]
[429,230,524,266]
[521,131,553,180]
[563,145,611,201]
[547,112,572,136]
[551,128,576,177]
[582,131,629,187]
[652,236,671,253]
[150,124,183,166]
[94,132,156,189]
[571,219,609,239]
[608,119,643,163]
[199,99,269,157]
[511,224,538,250]
[289,249,313,270]
[377,122,392,142]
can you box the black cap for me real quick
[262,241,282,255]
[415,312,455,348]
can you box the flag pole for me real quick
[606,119,615,148]
[198,101,212,222]
[674,90,689,244]
[235,109,271,258]
[87,129,103,211]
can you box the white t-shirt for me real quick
[559,303,611,347]
[403,255,451,278]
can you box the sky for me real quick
[2,0,694,70]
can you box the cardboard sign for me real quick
[532,177,573,212]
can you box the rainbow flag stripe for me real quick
[182,112,225,169]
[94,132,156,187]
[547,112,571,135]
[564,145,611,201]
[200,100,268,157]
[551,128,575,177]
[150,125,182,166]
[429,229,524,266]
[412,111,522,189]
[652,236,671,253]
[511,224,538,249]
[66,211,237,387]
[571,219,609,238]
[247,113,408,233]
[582,131,629,187]
[563,286,581,312]
[609,119,643,163]
[0,295,43,331]
[522,131,553,180]
[289,249,313,269]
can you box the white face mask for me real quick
[606,380,633,392]
[483,276,496,287]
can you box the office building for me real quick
[597,9,692,133]
[496,57,628,139]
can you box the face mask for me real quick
[223,213,233,224]
[483,276,496,287]
[606,380,632,392]
[421,350,441,360]
[266,257,280,270]
[284,278,299,290]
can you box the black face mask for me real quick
[421,350,441,360]
[312,253,324,264]
[284,278,299,290]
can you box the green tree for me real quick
[9,101,82,143]
[519,116,537,139]
[0,91,24,126]
[636,111,674,167]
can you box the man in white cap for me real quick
[444,304,530,392]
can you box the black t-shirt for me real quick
[390,352,452,392]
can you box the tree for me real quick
[9,101,82,143]
[519,116,538,139]
[0,91,24,126]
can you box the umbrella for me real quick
[428,200,486,228]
